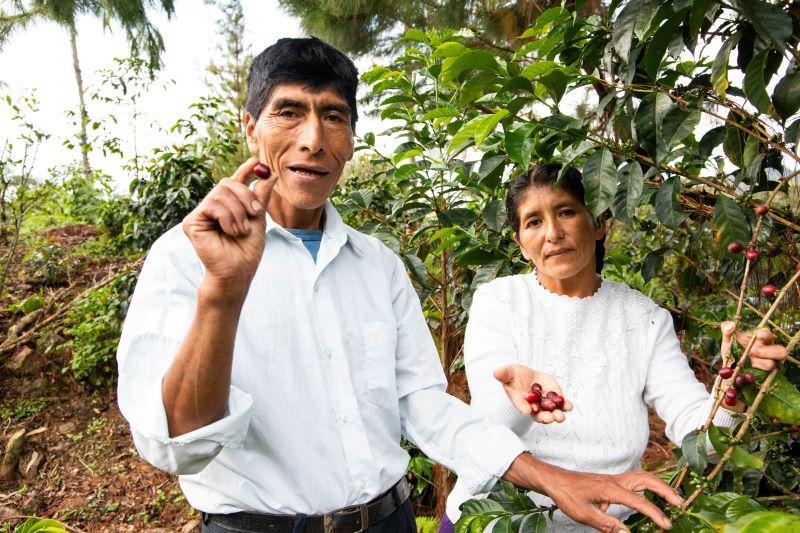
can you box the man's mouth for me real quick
[288,165,329,178]
[546,248,573,258]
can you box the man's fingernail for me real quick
[251,200,262,212]
[664,518,673,528]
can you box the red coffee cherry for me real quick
[546,391,558,400]
[530,382,543,392]
[530,402,541,415]
[253,163,271,179]
[743,372,755,385]
[734,375,745,389]
[727,241,744,254]
[754,205,768,216]
[540,398,556,412]
[761,285,777,297]
[526,390,542,404]
[745,248,760,261]
[719,366,733,379]
[724,388,738,406]
[553,395,565,410]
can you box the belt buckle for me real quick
[325,503,369,533]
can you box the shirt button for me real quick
[323,348,332,359]
[339,414,349,424]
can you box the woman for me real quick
[439,163,787,532]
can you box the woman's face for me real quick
[513,185,604,281]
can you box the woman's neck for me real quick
[536,264,600,298]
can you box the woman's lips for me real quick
[546,249,573,258]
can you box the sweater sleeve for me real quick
[643,307,737,449]
[464,284,535,436]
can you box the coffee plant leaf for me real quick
[612,161,644,223]
[772,69,800,121]
[708,422,730,456]
[505,123,537,168]
[682,429,708,473]
[519,512,548,533]
[489,516,513,533]
[743,51,775,116]
[725,496,766,522]
[712,195,751,251]
[654,176,687,229]
[482,199,506,232]
[722,510,800,532]
[734,0,792,53]
[711,36,738,100]
[582,148,618,217]
[657,107,701,162]
[743,371,800,425]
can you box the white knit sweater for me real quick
[445,273,736,531]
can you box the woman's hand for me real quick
[722,321,788,371]
[494,364,573,424]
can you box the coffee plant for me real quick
[346,0,800,527]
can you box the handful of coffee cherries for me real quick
[526,382,566,415]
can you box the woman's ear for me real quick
[244,112,259,154]
[513,232,531,261]
[594,213,609,241]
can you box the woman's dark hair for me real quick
[505,163,606,274]
[246,37,359,129]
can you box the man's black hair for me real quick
[246,37,359,129]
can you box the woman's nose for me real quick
[545,219,562,242]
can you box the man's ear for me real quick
[244,112,259,154]
[512,232,530,261]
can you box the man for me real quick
[117,37,681,533]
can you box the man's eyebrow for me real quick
[270,98,307,110]
[320,102,351,115]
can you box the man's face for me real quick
[245,82,355,211]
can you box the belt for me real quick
[203,478,411,533]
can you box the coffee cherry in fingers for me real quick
[530,382,542,392]
[553,395,565,410]
[530,402,541,415]
[526,390,542,404]
[540,398,556,412]
[253,163,270,179]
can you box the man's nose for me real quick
[298,116,324,154]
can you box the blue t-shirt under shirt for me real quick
[287,229,323,263]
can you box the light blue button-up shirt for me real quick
[116,201,525,515]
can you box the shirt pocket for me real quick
[359,320,399,411]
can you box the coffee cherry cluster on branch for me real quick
[718,367,756,406]
[526,382,565,414]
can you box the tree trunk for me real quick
[69,20,92,182]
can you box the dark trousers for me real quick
[201,498,417,533]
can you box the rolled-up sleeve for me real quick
[116,227,253,475]
[388,256,526,495]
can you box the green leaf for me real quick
[643,15,681,79]
[743,370,800,425]
[438,208,478,228]
[474,110,510,146]
[724,123,746,168]
[421,107,460,121]
[734,0,792,53]
[520,513,548,533]
[654,177,687,229]
[403,28,427,43]
[538,70,569,103]
[482,199,507,232]
[708,422,730,456]
[773,70,800,120]
[642,249,665,282]
[681,429,708,473]
[349,189,374,209]
[505,123,537,167]
[520,61,559,80]
[612,161,644,223]
[723,510,800,532]
[441,50,500,83]
[712,195,751,250]
[432,41,469,58]
[582,149,618,217]
[743,50,774,116]
[657,107,701,162]
[730,445,764,469]
[699,126,726,158]
[725,496,765,521]
[611,0,659,62]
[634,92,673,155]
[711,37,738,100]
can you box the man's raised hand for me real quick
[182,157,277,293]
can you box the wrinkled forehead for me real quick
[262,82,351,112]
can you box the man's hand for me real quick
[494,364,573,424]
[182,157,277,296]
[503,453,683,532]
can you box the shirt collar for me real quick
[264,201,364,257]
